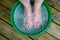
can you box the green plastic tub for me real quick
[10,1,52,36]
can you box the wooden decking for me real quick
[0,0,60,40]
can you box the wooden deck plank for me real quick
[0,35,7,40]
[42,32,58,40]
[0,19,31,40]
[50,7,60,25]
[32,35,49,40]
[0,19,52,40]
[0,5,11,24]
[32,33,57,40]
[53,13,60,25]
[47,0,60,11]
[47,22,60,39]
[0,0,16,9]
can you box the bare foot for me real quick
[24,7,33,29]
[33,0,44,28]
[19,0,33,29]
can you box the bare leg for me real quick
[19,0,33,29]
[34,0,44,28]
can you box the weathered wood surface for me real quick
[0,0,60,40]
[0,5,11,24]
[53,13,60,25]
[0,35,7,40]
[32,32,58,40]
[0,19,31,40]
[0,0,16,9]
[47,22,60,40]
[47,0,60,11]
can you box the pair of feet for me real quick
[19,0,44,29]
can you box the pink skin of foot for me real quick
[19,0,44,29]
[19,0,33,29]
[34,0,44,28]
[24,7,33,29]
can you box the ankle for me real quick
[24,3,31,8]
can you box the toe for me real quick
[24,21,29,29]
[26,22,32,29]
[34,22,40,28]
[24,18,33,29]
